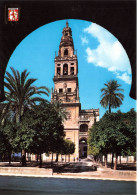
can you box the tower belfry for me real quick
[52,21,79,104]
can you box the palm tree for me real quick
[100,80,124,168]
[100,80,124,113]
[1,67,50,124]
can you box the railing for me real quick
[79,116,90,121]
[79,131,88,135]
[55,55,77,61]
[54,74,77,79]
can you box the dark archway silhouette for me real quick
[0,1,136,101]
[79,138,87,158]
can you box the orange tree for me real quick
[88,109,136,170]
[12,101,65,167]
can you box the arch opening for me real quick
[63,64,68,75]
[79,138,87,158]
[64,49,68,56]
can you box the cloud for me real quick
[81,36,88,45]
[116,72,131,85]
[83,23,131,84]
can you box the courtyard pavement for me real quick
[0,159,136,181]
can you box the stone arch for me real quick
[0,7,135,102]
[64,49,68,56]
[79,137,87,158]
[63,63,68,75]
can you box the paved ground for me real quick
[0,176,136,195]
[0,159,136,181]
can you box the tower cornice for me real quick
[53,75,78,82]
[54,56,77,62]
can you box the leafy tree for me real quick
[18,101,65,167]
[120,109,136,157]
[51,139,75,163]
[88,121,111,167]
[61,139,75,162]
[52,100,68,121]
[87,144,100,162]
[100,80,124,113]
[88,110,136,170]
[0,123,15,165]
[51,100,68,162]
[1,67,50,124]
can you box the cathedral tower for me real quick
[51,21,80,159]
[51,21,99,161]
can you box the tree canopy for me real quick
[18,101,65,155]
[52,100,68,121]
[1,67,50,124]
[88,109,136,169]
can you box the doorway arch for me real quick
[79,138,87,158]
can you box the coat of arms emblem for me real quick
[8,8,19,22]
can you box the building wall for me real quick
[54,80,77,94]
[65,129,79,160]
[64,105,80,128]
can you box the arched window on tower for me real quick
[64,49,68,56]
[57,67,60,75]
[65,31,68,36]
[63,64,68,75]
[70,67,74,75]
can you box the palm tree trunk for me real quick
[16,106,20,123]
[109,104,111,113]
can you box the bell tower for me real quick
[52,21,80,105]
[51,21,80,160]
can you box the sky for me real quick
[6,19,136,118]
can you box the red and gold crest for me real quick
[8,8,19,22]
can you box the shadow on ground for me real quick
[0,160,136,173]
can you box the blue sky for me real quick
[7,19,136,118]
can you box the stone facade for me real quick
[50,21,99,161]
